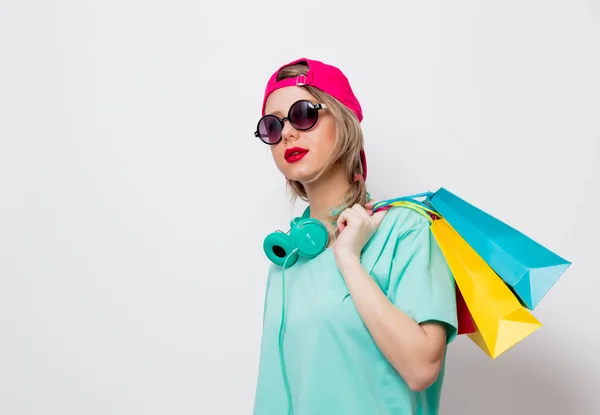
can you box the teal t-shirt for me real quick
[253,206,458,415]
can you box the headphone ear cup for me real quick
[263,231,299,267]
[290,218,329,258]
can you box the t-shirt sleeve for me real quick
[387,215,459,344]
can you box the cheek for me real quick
[313,136,336,159]
[317,119,337,151]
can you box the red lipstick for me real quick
[285,147,308,163]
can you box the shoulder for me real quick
[362,205,432,262]
[377,205,431,240]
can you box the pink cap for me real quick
[261,57,368,180]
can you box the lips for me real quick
[285,147,308,163]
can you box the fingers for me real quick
[351,204,375,222]
[355,201,387,229]
[337,208,360,232]
[338,203,385,230]
[364,199,379,216]
[337,210,347,232]
[351,203,367,214]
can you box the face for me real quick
[262,86,337,182]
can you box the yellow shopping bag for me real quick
[431,218,542,359]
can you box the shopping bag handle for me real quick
[372,191,441,223]
[373,191,434,208]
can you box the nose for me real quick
[281,118,299,143]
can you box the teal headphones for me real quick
[263,206,330,267]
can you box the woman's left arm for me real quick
[332,202,452,392]
[335,253,448,392]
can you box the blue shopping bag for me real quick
[426,188,571,310]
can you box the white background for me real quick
[1,1,599,414]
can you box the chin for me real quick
[284,167,315,183]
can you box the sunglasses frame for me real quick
[254,99,328,145]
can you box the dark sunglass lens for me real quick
[289,101,318,130]
[257,116,282,144]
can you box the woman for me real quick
[252,57,458,415]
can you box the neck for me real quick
[304,165,351,228]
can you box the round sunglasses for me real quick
[254,100,327,145]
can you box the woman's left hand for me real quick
[333,200,388,262]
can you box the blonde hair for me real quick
[275,62,368,236]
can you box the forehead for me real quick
[264,86,316,116]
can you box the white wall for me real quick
[1,1,598,414]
